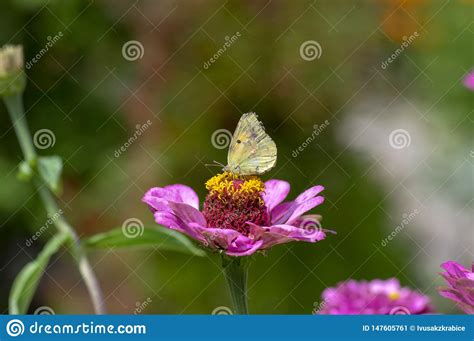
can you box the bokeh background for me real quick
[0,0,472,314]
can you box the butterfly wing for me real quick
[226,112,277,175]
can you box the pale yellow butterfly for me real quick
[224,112,277,175]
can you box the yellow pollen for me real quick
[388,291,400,300]
[205,172,265,200]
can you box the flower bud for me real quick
[0,45,26,96]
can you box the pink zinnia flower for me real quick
[316,278,433,315]
[463,71,474,91]
[142,172,331,256]
[438,261,474,314]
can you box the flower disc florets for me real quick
[203,172,269,235]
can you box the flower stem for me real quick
[36,182,106,314]
[3,94,106,314]
[4,95,35,162]
[222,257,249,314]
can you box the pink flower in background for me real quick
[463,71,474,90]
[438,261,474,314]
[316,278,434,315]
[142,172,332,256]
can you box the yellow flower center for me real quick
[388,291,400,300]
[205,171,265,202]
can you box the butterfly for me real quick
[223,112,277,175]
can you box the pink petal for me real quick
[441,261,468,278]
[153,211,203,242]
[439,288,467,305]
[226,237,264,256]
[286,196,325,224]
[198,227,263,256]
[153,211,184,232]
[270,201,295,224]
[292,214,337,235]
[142,188,173,212]
[247,222,326,249]
[152,201,207,242]
[167,201,206,227]
[263,180,290,211]
[268,224,326,242]
[463,71,474,91]
[199,227,243,248]
[270,185,325,224]
[290,214,321,227]
[295,185,324,203]
[163,184,200,210]
[142,184,200,211]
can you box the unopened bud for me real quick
[0,45,26,96]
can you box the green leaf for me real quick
[9,233,69,314]
[84,226,205,256]
[37,156,63,195]
[17,160,33,182]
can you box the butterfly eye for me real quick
[237,139,242,144]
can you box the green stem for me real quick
[222,257,249,314]
[4,95,36,162]
[3,94,106,314]
[36,183,106,314]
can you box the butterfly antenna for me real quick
[205,160,225,168]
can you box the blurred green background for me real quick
[0,0,472,314]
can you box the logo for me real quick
[122,40,144,61]
[389,129,411,149]
[33,129,56,149]
[122,218,144,238]
[6,319,24,337]
[389,306,411,315]
[300,217,323,238]
[34,306,55,315]
[212,306,233,315]
[211,129,232,149]
[299,40,322,61]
